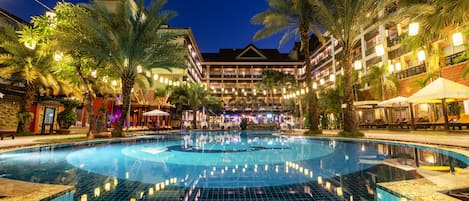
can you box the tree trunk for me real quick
[99,95,110,133]
[112,76,134,137]
[76,64,96,139]
[342,47,359,133]
[301,26,319,131]
[298,98,304,128]
[16,82,35,133]
[192,109,197,129]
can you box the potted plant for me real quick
[57,99,81,134]
[240,118,248,130]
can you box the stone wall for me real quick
[0,99,20,130]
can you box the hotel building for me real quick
[306,15,468,124]
[202,44,303,119]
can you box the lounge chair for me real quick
[388,118,409,129]
[415,116,456,130]
[147,122,159,131]
[0,130,15,140]
[360,119,387,129]
[451,115,469,130]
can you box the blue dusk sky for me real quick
[1,0,296,53]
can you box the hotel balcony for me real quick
[394,63,426,80]
[387,37,401,47]
[445,51,467,66]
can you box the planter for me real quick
[55,129,71,135]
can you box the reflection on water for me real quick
[0,131,467,201]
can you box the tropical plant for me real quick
[257,70,295,106]
[31,2,116,139]
[170,83,221,129]
[77,0,185,137]
[318,87,343,129]
[361,65,399,101]
[240,118,248,130]
[57,99,81,129]
[400,0,468,49]
[308,0,432,134]
[252,0,322,132]
[0,26,63,133]
[411,70,438,90]
[399,1,468,79]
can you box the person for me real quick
[398,117,407,128]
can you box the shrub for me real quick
[57,99,81,129]
[240,118,248,130]
[338,131,364,138]
[304,130,322,135]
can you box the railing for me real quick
[316,55,332,67]
[445,51,466,66]
[387,37,400,47]
[223,74,237,78]
[209,74,222,78]
[365,46,376,56]
[252,75,262,79]
[394,63,426,80]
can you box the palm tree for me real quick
[257,69,296,108]
[31,2,119,139]
[171,83,221,129]
[252,0,322,132]
[0,26,61,133]
[308,0,432,134]
[361,65,399,101]
[78,0,185,136]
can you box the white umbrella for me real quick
[408,77,469,130]
[408,77,469,102]
[143,109,170,116]
[378,96,409,107]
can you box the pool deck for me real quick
[0,178,74,201]
[1,128,469,200]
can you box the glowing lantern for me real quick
[91,70,97,78]
[395,62,402,71]
[375,44,385,56]
[452,32,464,46]
[137,65,143,73]
[54,52,63,61]
[417,50,426,62]
[389,64,394,73]
[408,22,419,36]
[354,60,362,70]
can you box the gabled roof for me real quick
[235,44,267,60]
[202,44,298,62]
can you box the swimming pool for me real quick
[0,130,468,201]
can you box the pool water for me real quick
[0,131,468,201]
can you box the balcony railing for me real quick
[365,46,376,56]
[445,51,466,66]
[394,63,426,80]
[209,74,222,78]
[387,37,400,47]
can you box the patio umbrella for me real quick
[408,77,469,130]
[377,96,409,107]
[143,109,170,116]
[378,96,411,124]
[353,100,379,108]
